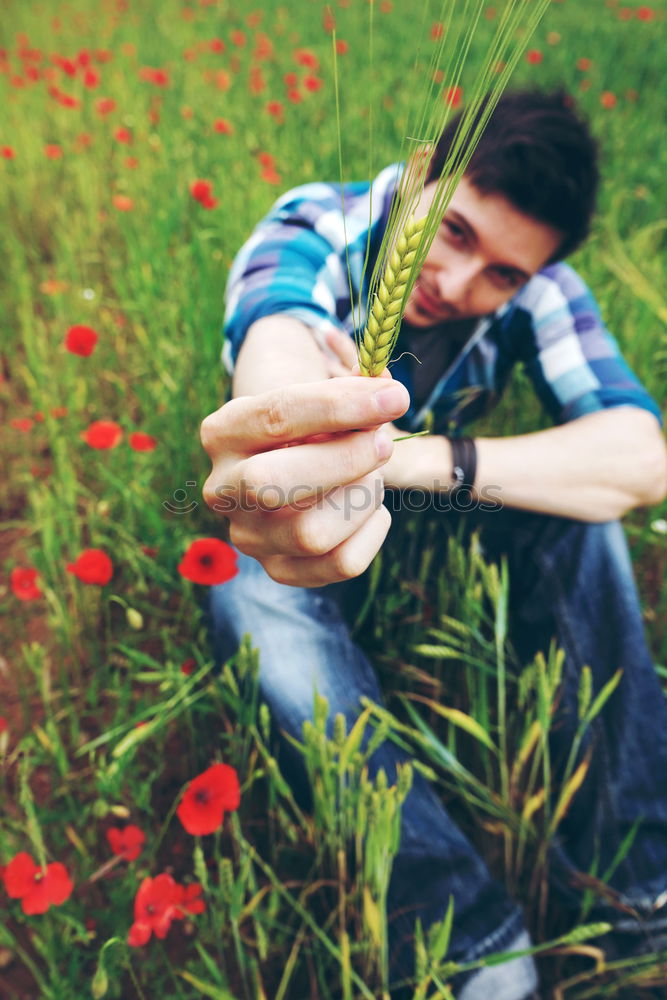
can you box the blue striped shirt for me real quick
[223,164,661,435]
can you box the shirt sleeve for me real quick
[222,184,356,374]
[508,262,662,426]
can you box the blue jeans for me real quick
[208,507,667,992]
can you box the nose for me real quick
[433,261,479,307]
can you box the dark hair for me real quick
[426,89,599,261]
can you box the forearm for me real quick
[476,409,666,521]
[387,407,667,522]
[232,315,329,397]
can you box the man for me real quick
[201,91,667,999]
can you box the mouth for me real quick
[411,282,458,320]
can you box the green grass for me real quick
[1,0,666,997]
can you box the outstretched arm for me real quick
[323,328,667,522]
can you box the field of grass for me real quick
[1,0,666,997]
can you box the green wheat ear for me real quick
[358,213,427,377]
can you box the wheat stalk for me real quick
[358,214,427,377]
[333,0,552,376]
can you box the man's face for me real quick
[402,176,564,327]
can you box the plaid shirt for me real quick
[223,164,661,435]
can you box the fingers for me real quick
[325,357,354,378]
[227,472,385,558]
[323,331,392,382]
[235,427,393,509]
[325,329,359,369]
[261,504,392,587]
[201,376,409,455]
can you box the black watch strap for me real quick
[449,436,477,494]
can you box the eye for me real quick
[488,267,523,290]
[442,219,466,244]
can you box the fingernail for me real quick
[374,385,408,416]
[375,428,392,460]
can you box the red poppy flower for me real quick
[82,420,123,449]
[287,88,302,104]
[250,68,266,95]
[106,825,146,861]
[114,126,131,143]
[209,38,225,53]
[637,6,654,19]
[129,431,157,452]
[58,57,77,77]
[128,874,182,946]
[95,97,116,115]
[600,91,617,108]
[576,57,592,71]
[176,762,241,835]
[430,22,444,40]
[213,117,233,134]
[258,151,275,169]
[10,417,33,432]
[1,146,15,159]
[303,75,323,93]
[254,34,274,61]
[177,538,238,586]
[66,549,113,585]
[64,324,98,356]
[294,48,319,70]
[83,67,99,88]
[3,852,74,915]
[178,883,206,915]
[335,40,348,55]
[45,144,62,159]
[283,71,298,87]
[526,49,543,65]
[10,567,43,601]
[261,167,281,185]
[125,156,139,169]
[230,29,246,47]
[112,194,133,211]
[444,85,462,109]
[190,178,214,203]
[266,100,284,120]
[180,658,196,676]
